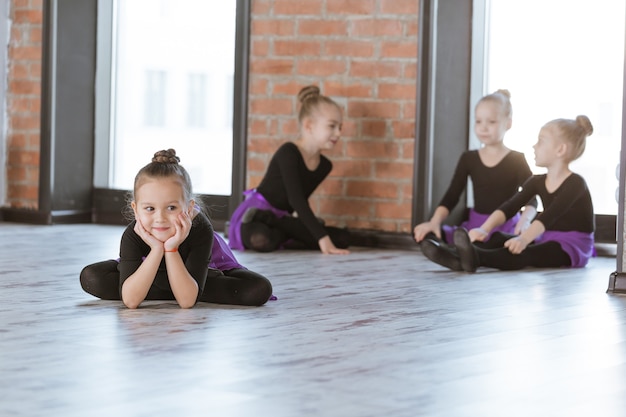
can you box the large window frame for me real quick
[91,0,251,229]
[413,0,618,243]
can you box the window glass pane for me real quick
[486,0,624,215]
[111,0,235,195]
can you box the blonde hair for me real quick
[544,115,593,162]
[297,85,340,124]
[476,89,512,119]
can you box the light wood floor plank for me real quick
[1,223,624,417]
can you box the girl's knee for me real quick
[244,278,273,306]
[248,232,276,252]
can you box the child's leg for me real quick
[242,209,350,250]
[274,216,352,249]
[79,260,121,300]
[477,241,571,270]
[199,268,273,306]
[240,222,287,252]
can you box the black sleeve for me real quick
[438,152,470,211]
[181,214,213,297]
[118,222,148,293]
[515,153,538,209]
[534,174,590,229]
[117,215,213,298]
[498,176,541,220]
[274,144,330,241]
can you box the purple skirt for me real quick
[210,233,244,271]
[228,189,290,250]
[442,209,521,244]
[535,230,595,268]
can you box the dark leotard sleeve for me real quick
[257,142,331,242]
[498,174,594,232]
[439,150,537,214]
[498,176,542,220]
[533,174,594,231]
[118,213,214,298]
[508,151,537,210]
[438,152,471,212]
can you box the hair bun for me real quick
[494,89,511,98]
[152,148,180,164]
[298,85,321,104]
[575,115,593,137]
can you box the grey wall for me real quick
[39,0,97,223]
[413,0,473,226]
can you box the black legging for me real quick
[80,260,273,307]
[241,213,351,252]
[475,232,572,270]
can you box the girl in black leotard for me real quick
[228,85,350,255]
[414,90,537,246]
[423,115,595,272]
[80,149,273,309]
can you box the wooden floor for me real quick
[1,222,625,417]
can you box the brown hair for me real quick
[476,89,512,119]
[544,115,593,162]
[297,85,340,124]
[132,149,194,203]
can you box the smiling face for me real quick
[303,103,343,151]
[474,101,511,146]
[131,177,193,242]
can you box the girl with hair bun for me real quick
[415,90,538,269]
[423,115,596,272]
[228,85,351,254]
[80,149,273,309]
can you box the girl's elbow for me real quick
[123,299,140,309]
[122,294,142,309]
[178,300,197,309]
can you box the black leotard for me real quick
[439,150,536,214]
[498,173,594,232]
[256,142,331,241]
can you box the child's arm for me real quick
[469,209,506,241]
[505,219,545,254]
[514,204,537,234]
[164,251,200,308]
[163,211,201,308]
[121,220,166,309]
[413,206,449,242]
[415,153,469,242]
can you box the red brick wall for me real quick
[5,0,42,209]
[2,0,419,233]
[248,0,418,233]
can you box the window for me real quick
[96,0,239,196]
[480,0,625,216]
[144,70,167,127]
[187,73,207,128]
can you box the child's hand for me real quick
[319,236,350,255]
[413,222,440,242]
[468,228,488,242]
[134,219,163,251]
[504,236,529,254]
[164,211,193,251]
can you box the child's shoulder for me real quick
[272,141,301,160]
[192,211,213,231]
[565,172,588,186]
[277,141,298,153]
